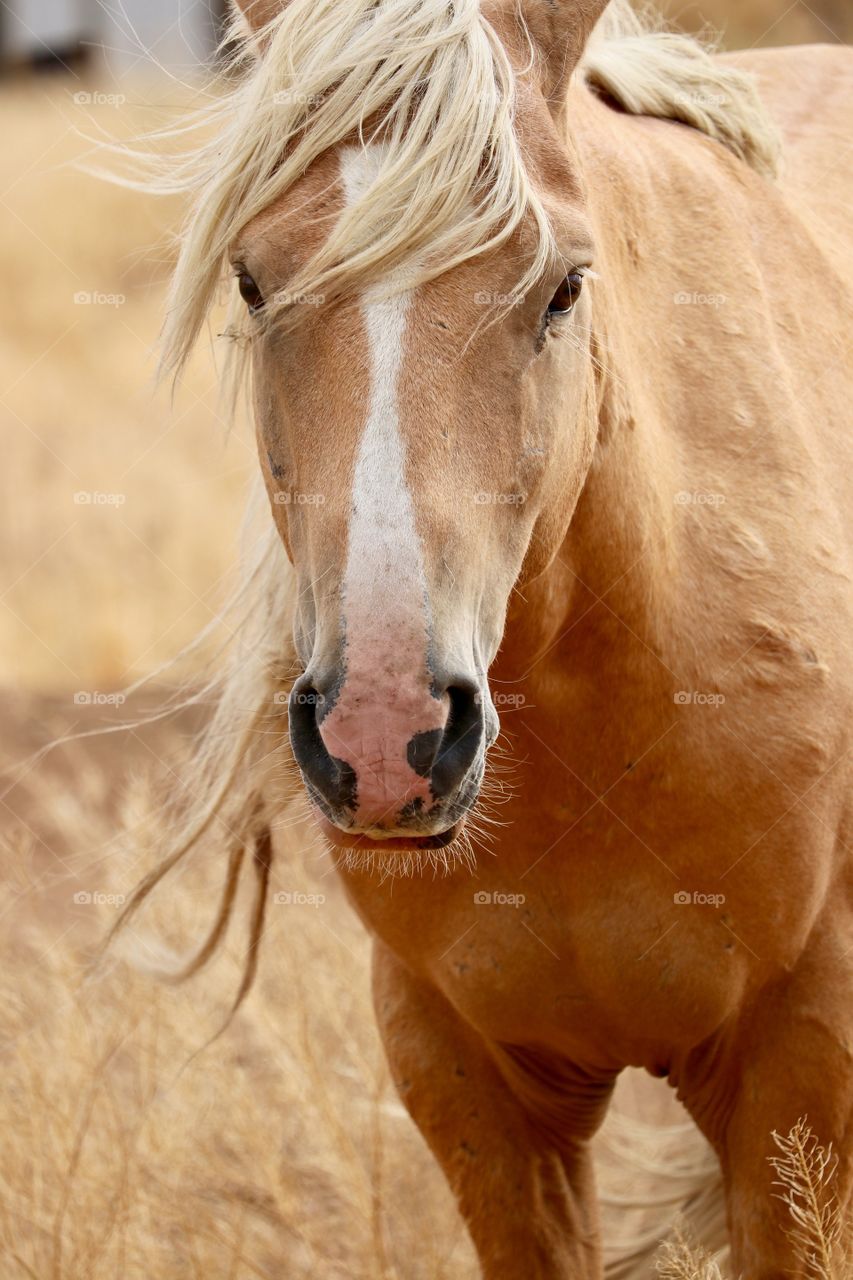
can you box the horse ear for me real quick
[230,0,282,34]
[520,0,611,100]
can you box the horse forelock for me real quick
[155,0,778,382]
[160,0,556,379]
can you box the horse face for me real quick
[234,73,598,851]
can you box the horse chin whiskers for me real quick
[333,824,480,881]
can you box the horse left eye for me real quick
[547,271,585,317]
[238,271,265,313]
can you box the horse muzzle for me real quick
[288,668,492,843]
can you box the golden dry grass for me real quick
[0,81,251,692]
[0,710,479,1279]
[667,0,853,47]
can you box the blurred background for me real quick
[0,4,848,1277]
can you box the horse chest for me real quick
[341,854,757,1064]
[337,681,843,1064]
[443,876,756,1058]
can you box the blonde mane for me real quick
[584,0,780,175]
[132,0,780,377]
[113,0,781,995]
[160,0,556,375]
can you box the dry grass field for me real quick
[0,84,252,691]
[0,4,851,1275]
[673,0,853,46]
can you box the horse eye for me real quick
[238,271,265,313]
[547,271,585,317]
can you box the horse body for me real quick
[340,42,853,1278]
[144,3,853,1274]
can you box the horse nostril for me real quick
[288,678,356,812]
[428,682,485,801]
[407,727,444,778]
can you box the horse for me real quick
[121,0,853,1273]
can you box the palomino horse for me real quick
[127,0,853,1273]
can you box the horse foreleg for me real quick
[372,940,611,1279]
[679,949,853,1279]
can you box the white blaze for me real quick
[319,147,443,824]
[339,144,428,634]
